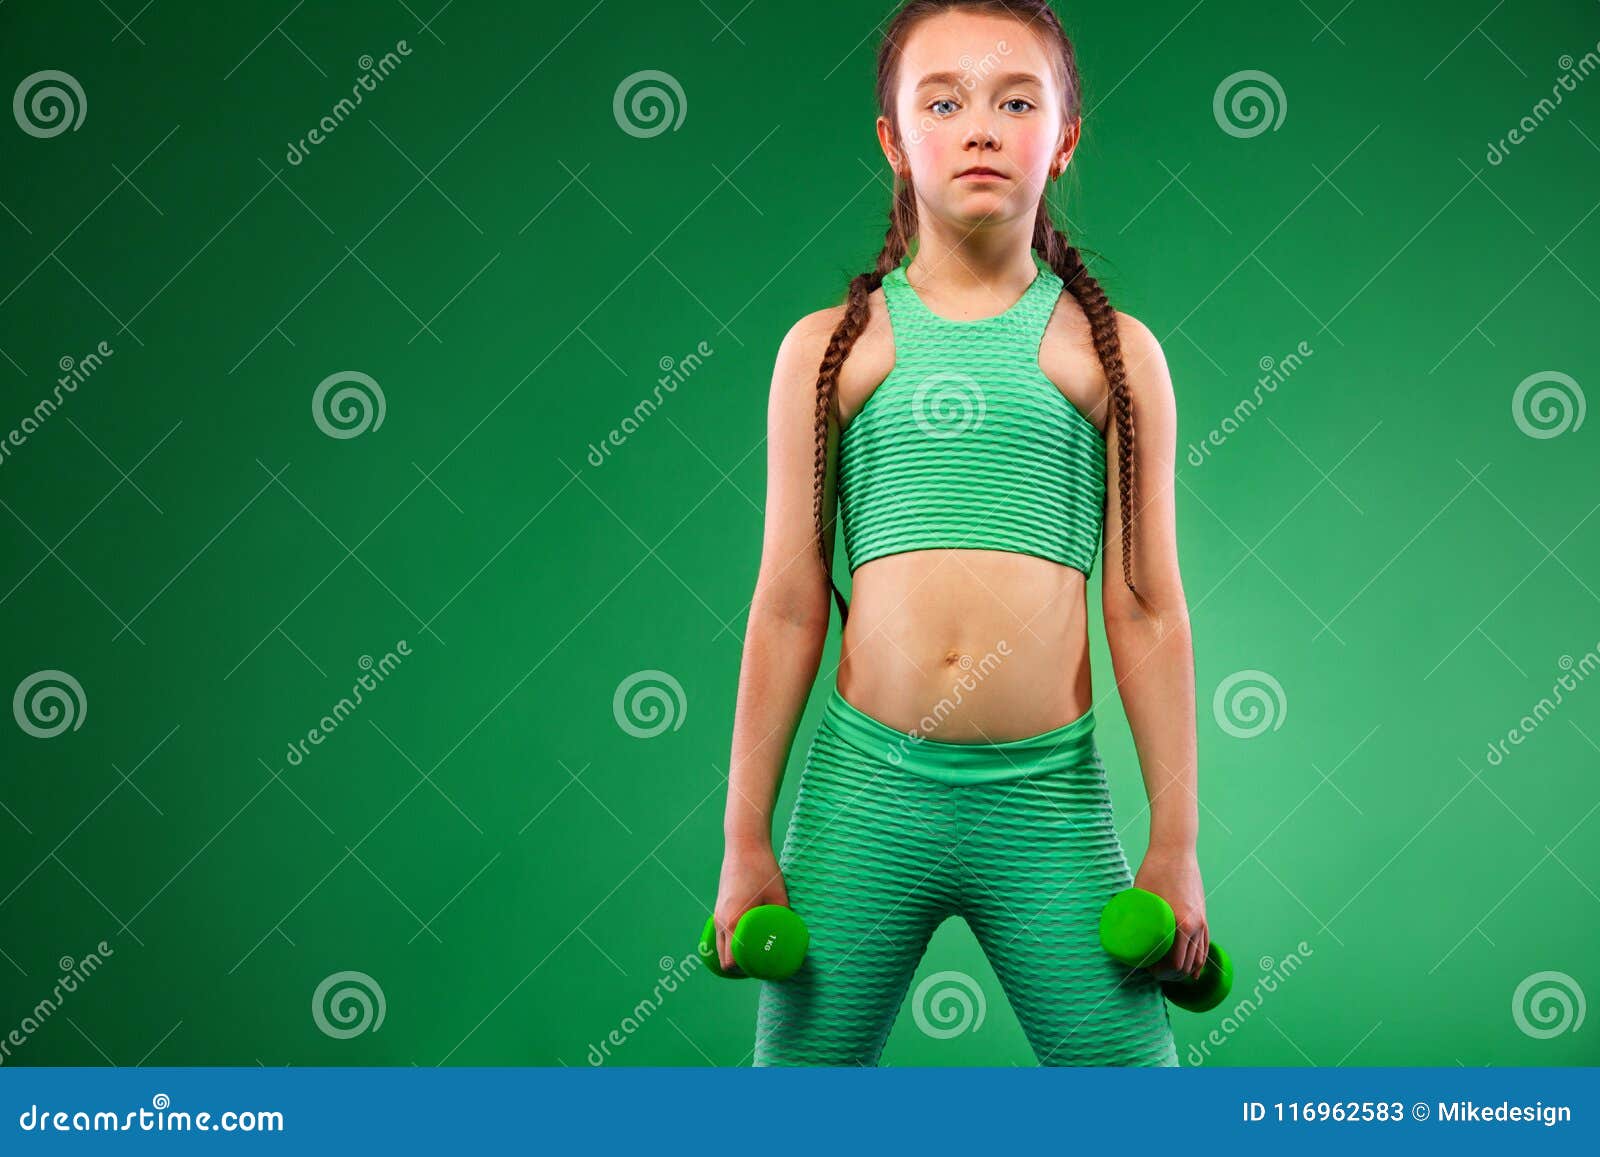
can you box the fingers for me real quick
[1171,918,1211,979]
[1163,933,1189,980]
[716,924,735,974]
[1178,924,1207,980]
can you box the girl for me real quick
[717,0,1206,1066]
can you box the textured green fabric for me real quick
[822,681,1098,785]
[836,250,1108,577]
[754,688,1179,1067]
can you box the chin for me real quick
[946,194,1018,221]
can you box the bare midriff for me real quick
[836,547,1093,743]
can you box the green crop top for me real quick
[836,250,1108,578]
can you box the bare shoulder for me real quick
[1112,309,1163,363]
[766,304,844,414]
[780,294,891,374]
[1112,309,1175,416]
[782,303,850,353]
[771,288,894,426]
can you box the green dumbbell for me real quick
[697,904,809,980]
[1098,887,1233,1013]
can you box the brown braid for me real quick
[1032,207,1149,615]
[814,0,1150,628]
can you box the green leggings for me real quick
[754,687,1178,1067]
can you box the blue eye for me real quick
[1003,98,1034,113]
[930,98,958,115]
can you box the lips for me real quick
[956,167,1006,179]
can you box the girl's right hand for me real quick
[713,836,790,975]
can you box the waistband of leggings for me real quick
[821,686,1100,785]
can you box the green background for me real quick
[1,0,1596,1067]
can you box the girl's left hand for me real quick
[1133,846,1208,980]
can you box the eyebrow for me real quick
[914,69,1043,90]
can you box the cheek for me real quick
[1007,124,1055,170]
[930,130,966,167]
[903,124,961,178]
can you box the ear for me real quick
[1055,117,1081,174]
[876,114,905,177]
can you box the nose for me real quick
[964,118,999,151]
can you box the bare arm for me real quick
[1099,313,1207,977]
[723,308,840,846]
[713,309,842,972]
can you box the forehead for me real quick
[897,10,1056,88]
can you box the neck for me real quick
[906,217,1038,299]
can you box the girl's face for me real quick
[881,11,1075,228]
